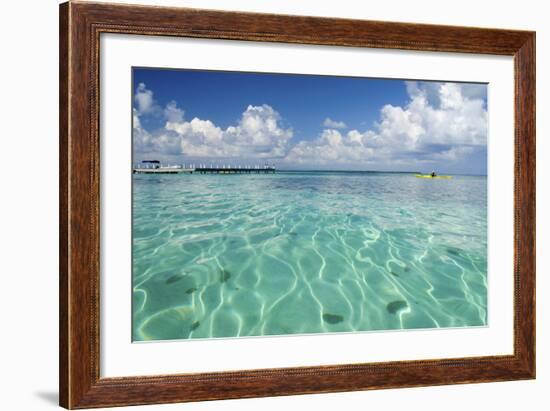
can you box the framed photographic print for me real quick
[59,1,535,409]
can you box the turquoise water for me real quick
[132,171,487,341]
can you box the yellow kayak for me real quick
[415,174,453,179]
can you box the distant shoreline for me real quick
[133,168,487,177]
[261,169,487,177]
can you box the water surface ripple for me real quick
[132,171,487,341]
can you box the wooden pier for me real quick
[133,164,276,174]
[195,167,275,174]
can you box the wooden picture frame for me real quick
[59,1,535,408]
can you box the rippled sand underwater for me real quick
[132,171,487,341]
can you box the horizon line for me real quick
[276,169,487,176]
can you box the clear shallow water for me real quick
[132,171,487,341]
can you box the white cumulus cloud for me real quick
[136,99,293,160]
[133,81,486,171]
[133,108,153,154]
[134,83,156,115]
[323,118,347,129]
[163,101,184,123]
[285,129,374,165]
[282,81,487,168]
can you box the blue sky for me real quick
[133,68,488,175]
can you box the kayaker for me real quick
[431,171,437,177]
